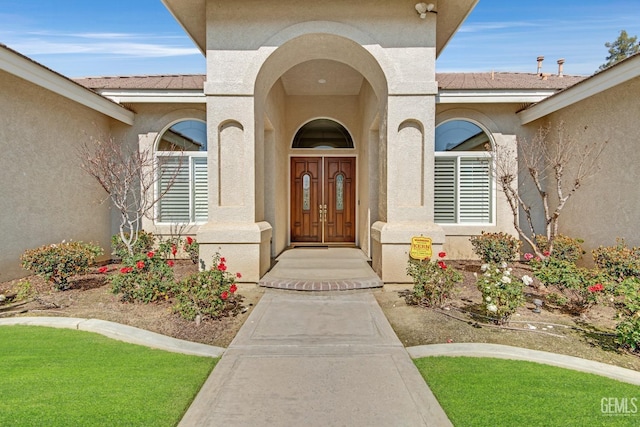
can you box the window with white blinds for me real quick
[434,154,493,224]
[157,154,208,223]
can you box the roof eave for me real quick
[162,0,478,58]
[437,89,557,104]
[161,0,206,54]
[96,89,206,104]
[436,0,479,58]
[0,46,134,125]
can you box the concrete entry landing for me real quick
[259,247,383,291]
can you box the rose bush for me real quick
[172,253,242,321]
[20,241,103,290]
[470,232,521,264]
[406,252,463,308]
[109,251,175,303]
[475,262,526,325]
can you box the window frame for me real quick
[434,119,496,226]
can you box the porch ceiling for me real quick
[280,60,364,96]
[161,0,479,58]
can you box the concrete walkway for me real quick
[179,289,452,426]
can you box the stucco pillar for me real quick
[197,95,272,282]
[372,95,444,282]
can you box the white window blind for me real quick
[435,155,492,224]
[157,155,208,223]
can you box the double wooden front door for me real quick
[291,157,355,244]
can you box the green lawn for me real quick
[415,356,640,427]
[0,326,217,427]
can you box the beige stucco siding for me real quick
[0,70,114,281]
[525,76,640,261]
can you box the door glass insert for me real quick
[302,173,311,211]
[336,174,344,211]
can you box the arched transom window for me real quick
[434,120,493,224]
[156,120,208,223]
[292,119,354,149]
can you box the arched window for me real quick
[292,119,354,149]
[156,120,208,223]
[434,120,493,224]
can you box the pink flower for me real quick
[438,252,447,259]
[230,284,237,294]
[543,251,551,257]
[136,260,145,269]
[167,260,175,267]
[147,251,154,258]
[186,236,193,245]
[524,253,534,261]
[217,263,227,272]
[236,272,242,279]
[437,261,447,270]
[171,244,177,256]
[97,266,108,274]
[220,291,229,300]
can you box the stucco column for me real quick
[372,94,444,282]
[197,95,272,282]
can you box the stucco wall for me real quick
[525,76,640,262]
[0,70,115,281]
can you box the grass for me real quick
[0,326,217,427]
[415,356,640,427]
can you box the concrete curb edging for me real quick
[407,343,640,386]
[0,317,224,358]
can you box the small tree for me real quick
[79,136,182,256]
[599,30,640,71]
[495,122,606,258]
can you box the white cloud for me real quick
[3,30,200,58]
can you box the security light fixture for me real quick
[415,3,436,18]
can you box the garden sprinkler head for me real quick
[533,299,543,314]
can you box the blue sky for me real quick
[2,0,640,78]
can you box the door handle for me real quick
[319,204,327,222]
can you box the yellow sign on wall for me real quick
[410,236,432,260]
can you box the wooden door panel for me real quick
[324,157,355,243]
[291,157,322,242]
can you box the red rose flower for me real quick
[220,257,226,263]
[438,252,446,258]
[437,261,447,270]
[543,251,551,257]
[120,267,133,274]
[230,284,237,294]
[97,266,108,274]
[236,272,242,279]
[588,283,604,292]
[167,260,175,267]
[147,251,154,258]
[136,260,145,269]
[217,263,227,272]
[186,236,193,245]
[171,244,177,256]
[220,291,229,300]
